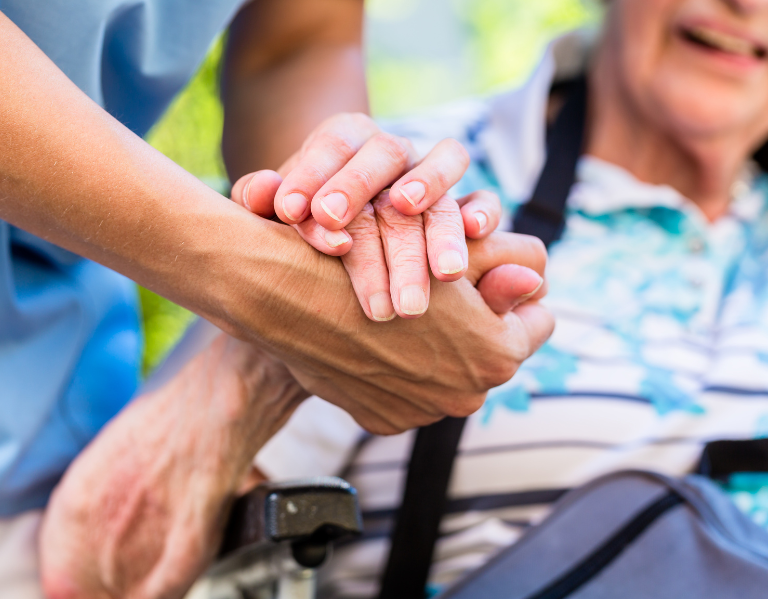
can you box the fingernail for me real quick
[242,175,254,210]
[369,292,396,322]
[324,229,350,248]
[475,211,488,233]
[320,193,348,222]
[282,193,308,221]
[400,285,428,316]
[517,276,544,302]
[438,250,465,275]
[399,181,426,207]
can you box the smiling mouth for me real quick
[681,25,767,60]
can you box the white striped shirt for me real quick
[256,36,768,598]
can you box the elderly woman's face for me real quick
[607,0,768,143]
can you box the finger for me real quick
[465,232,548,286]
[389,138,470,215]
[340,204,396,322]
[274,113,380,224]
[423,195,468,283]
[276,150,301,178]
[292,218,353,257]
[373,191,430,319]
[457,190,502,239]
[311,132,417,231]
[230,170,283,217]
[477,264,546,314]
[504,301,556,360]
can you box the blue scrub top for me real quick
[0,0,246,516]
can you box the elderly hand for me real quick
[230,113,499,320]
[39,335,307,599]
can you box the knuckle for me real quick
[314,131,357,161]
[380,215,426,243]
[373,133,410,166]
[388,247,427,273]
[444,392,485,418]
[494,359,520,387]
[349,224,383,248]
[343,167,377,195]
[375,195,425,228]
[295,163,332,191]
[428,218,464,242]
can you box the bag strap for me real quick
[512,76,588,245]
[697,438,768,481]
[378,416,467,599]
[378,77,589,599]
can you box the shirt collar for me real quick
[570,156,687,214]
[572,156,766,224]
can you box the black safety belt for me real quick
[378,77,588,599]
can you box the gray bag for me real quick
[442,470,768,599]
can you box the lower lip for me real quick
[677,30,764,73]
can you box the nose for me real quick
[723,0,768,13]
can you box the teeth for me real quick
[688,25,759,57]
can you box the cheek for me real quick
[609,0,678,95]
[647,59,768,139]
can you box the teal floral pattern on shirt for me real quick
[456,160,768,419]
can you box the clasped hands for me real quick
[230,112,512,322]
[39,114,554,598]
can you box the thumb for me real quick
[230,170,283,217]
[465,232,547,286]
[477,264,546,315]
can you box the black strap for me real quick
[378,417,467,598]
[378,78,589,599]
[512,76,587,247]
[697,438,768,481]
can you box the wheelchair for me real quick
[188,476,362,599]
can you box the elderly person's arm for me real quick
[38,229,550,598]
[39,335,308,599]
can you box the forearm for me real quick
[221,0,367,178]
[0,12,290,330]
[40,335,308,598]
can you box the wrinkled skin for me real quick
[40,336,307,599]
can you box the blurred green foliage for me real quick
[140,0,597,374]
[140,39,227,375]
[461,0,600,92]
[366,0,601,116]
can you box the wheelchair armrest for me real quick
[219,476,362,568]
[190,477,361,598]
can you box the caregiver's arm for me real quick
[0,10,265,314]
[0,11,547,434]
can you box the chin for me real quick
[645,69,768,140]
